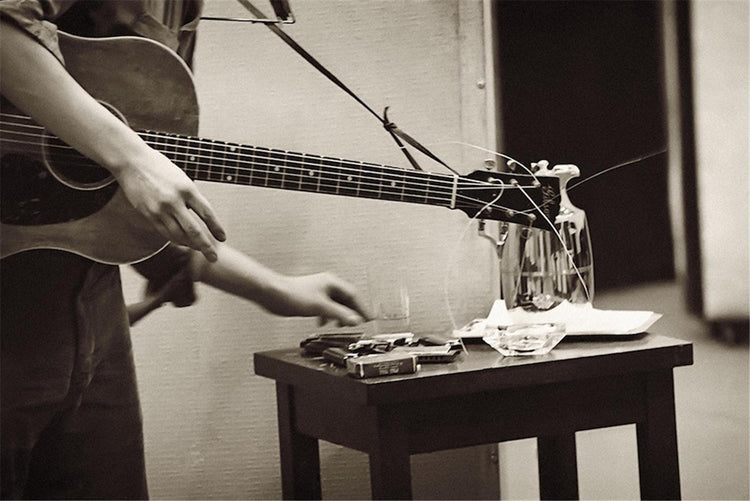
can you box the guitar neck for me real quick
[142,130,457,208]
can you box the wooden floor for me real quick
[593,281,749,500]
[497,280,748,500]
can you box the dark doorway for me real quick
[494,0,674,290]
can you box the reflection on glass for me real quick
[501,164,594,311]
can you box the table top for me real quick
[254,333,693,405]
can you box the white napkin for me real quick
[456,300,661,337]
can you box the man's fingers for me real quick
[187,191,227,242]
[319,280,370,326]
[319,301,363,327]
[329,281,373,321]
[150,203,218,263]
[162,207,217,262]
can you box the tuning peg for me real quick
[530,160,550,173]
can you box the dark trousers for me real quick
[1,252,148,500]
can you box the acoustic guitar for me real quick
[0,32,561,265]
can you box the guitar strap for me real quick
[235,0,459,175]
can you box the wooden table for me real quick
[254,333,693,500]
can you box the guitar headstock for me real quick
[454,170,561,230]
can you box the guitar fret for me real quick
[355,161,364,198]
[299,154,322,193]
[274,150,288,189]
[224,143,239,184]
[257,148,282,188]
[150,133,164,160]
[193,141,208,182]
[276,150,289,190]
[315,159,323,193]
[236,145,253,186]
[278,152,286,188]
[185,143,199,180]
[139,131,465,211]
[383,166,407,201]
[296,154,307,191]
[205,140,215,182]
[370,162,384,199]
[362,161,400,201]
[277,151,298,189]
[176,135,190,178]
[294,154,304,191]
[171,135,183,174]
[421,171,432,205]
[336,160,358,197]
[333,158,342,195]
[259,149,270,187]
[159,133,172,169]
[214,141,225,183]
[401,170,425,204]
[214,140,227,183]
[318,156,341,196]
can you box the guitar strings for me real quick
[426,140,532,177]
[440,179,593,335]
[0,121,545,216]
[2,112,665,194]
[442,185,508,333]
[1,113,536,193]
[0,117,488,191]
[425,141,591,307]
[434,141,668,320]
[429,140,667,212]
[514,182,591,302]
[0,133,535,216]
[566,148,668,193]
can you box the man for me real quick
[0,1,369,498]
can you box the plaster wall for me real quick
[122,1,499,498]
[691,0,749,320]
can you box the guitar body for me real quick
[1,32,198,264]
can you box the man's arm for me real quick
[189,244,372,327]
[0,19,226,261]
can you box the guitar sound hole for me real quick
[42,100,124,190]
[1,153,118,226]
[44,135,113,187]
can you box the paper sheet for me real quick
[456,300,662,337]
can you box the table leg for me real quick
[369,406,412,500]
[636,370,681,500]
[537,432,579,500]
[276,382,322,500]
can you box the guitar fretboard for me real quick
[0,111,558,227]
[142,130,458,208]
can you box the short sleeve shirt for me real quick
[0,0,202,63]
[0,0,204,343]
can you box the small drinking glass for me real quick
[483,323,565,356]
[367,267,411,334]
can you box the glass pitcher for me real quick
[499,163,594,311]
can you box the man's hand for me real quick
[0,19,225,263]
[269,273,372,327]
[115,149,226,262]
[191,245,372,327]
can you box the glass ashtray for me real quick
[483,323,566,356]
